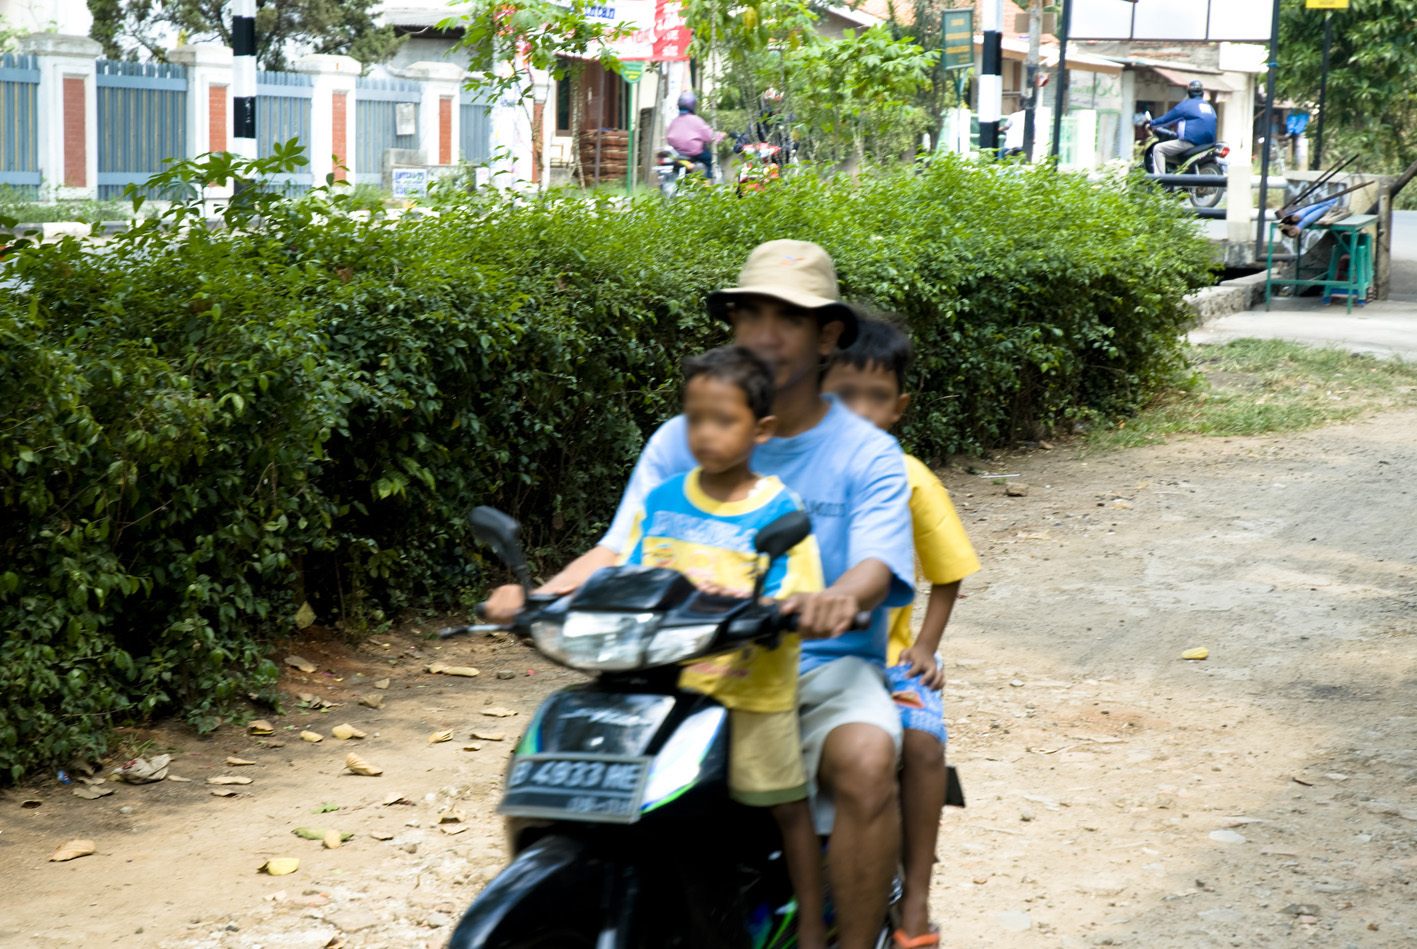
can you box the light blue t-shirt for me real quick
[602,397,914,673]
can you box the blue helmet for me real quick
[677,90,697,113]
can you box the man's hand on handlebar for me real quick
[778,591,864,639]
[481,579,580,624]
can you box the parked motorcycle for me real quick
[653,148,710,198]
[1141,119,1230,209]
[445,506,895,949]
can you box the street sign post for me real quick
[1305,0,1343,167]
[941,8,974,153]
[621,62,647,195]
[941,8,974,101]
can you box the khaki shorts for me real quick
[799,656,903,834]
[728,708,809,807]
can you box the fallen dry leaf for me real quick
[285,655,317,674]
[359,695,384,710]
[345,753,382,777]
[331,723,366,740]
[370,831,394,841]
[248,719,275,735]
[482,707,517,718]
[207,776,252,786]
[298,692,315,704]
[381,792,410,806]
[325,936,348,949]
[21,799,42,808]
[427,662,449,675]
[293,827,354,842]
[323,829,342,850]
[373,678,390,690]
[441,824,469,835]
[463,743,483,752]
[72,785,114,800]
[294,601,316,629]
[226,756,256,766]
[443,666,480,677]
[260,857,300,876]
[1182,647,1210,661]
[428,730,453,744]
[211,789,238,798]
[50,839,95,862]
[438,809,466,824]
[471,729,506,742]
[300,730,324,743]
[166,775,192,783]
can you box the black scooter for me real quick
[446,506,894,949]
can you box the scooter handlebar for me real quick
[778,609,874,634]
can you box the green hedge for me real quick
[0,152,1213,781]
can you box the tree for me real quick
[1278,0,1417,173]
[87,0,404,71]
[681,0,937,165]
[442,0,633,183]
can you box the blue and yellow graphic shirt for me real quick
[621,469,824,712]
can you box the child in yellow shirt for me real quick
[822,318,980,948]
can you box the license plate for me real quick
[499,753,651,824]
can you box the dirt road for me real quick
[4,410,1416,949]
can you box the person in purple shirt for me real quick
[665,90,720,179]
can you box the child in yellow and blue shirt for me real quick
[822,317,980,949]
[620,345,829,949]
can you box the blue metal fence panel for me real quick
[459,100,491,164]
[256,70,314,193]
[355,76,420,186]
[95,60,188,200]
[0,53,40,191]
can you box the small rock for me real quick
[426,912,452,928]
[285,655,317,674]
[1005,483,1029,497]
[329,909,381,933]
[496,670,516,679]
[1020,808,1037,822]
[1209,830,1246,844]
[996,911,1032,933]
[400,842,419,854]
[1280,903,1320,917]
[1198,909,1245,924]
[1038,441,1054,451]
[1010,679,1024,688]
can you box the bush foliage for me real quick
[0,151,1214,781]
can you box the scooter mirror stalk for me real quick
[468,506,533,594]
[749,510,812,598]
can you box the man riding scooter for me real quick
[1148,79,1217,175]
[665,90,720,181]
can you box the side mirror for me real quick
[753,511,811,562]
[468,506,532,593]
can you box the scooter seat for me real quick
[1179,142,1215,161]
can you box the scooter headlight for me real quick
[644,624,721,666]
[531,612,660,671]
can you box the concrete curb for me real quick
[1186,269,1275,326]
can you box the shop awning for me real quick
[1149,66,1235,93]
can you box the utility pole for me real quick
[1311,10,1333,170]
[1048,0,1072,161]
[1021,0,1043,161]
[979,0,1004,152]
[232,0,257,159]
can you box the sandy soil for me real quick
[3,410,1416,949]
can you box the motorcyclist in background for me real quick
[665,90,720,180]
[1148,79,1217,174]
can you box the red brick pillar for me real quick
[439,96,453,165]
[209,84,229,153]
[63,77,86,187]
[332,91,348,181]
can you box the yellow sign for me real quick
[1306,0,1347,8]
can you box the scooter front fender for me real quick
[446,834,595,949]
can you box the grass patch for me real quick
[0,187,137,223]
[1087,338,1417,449]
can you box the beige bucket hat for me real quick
[707,239,859,348]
